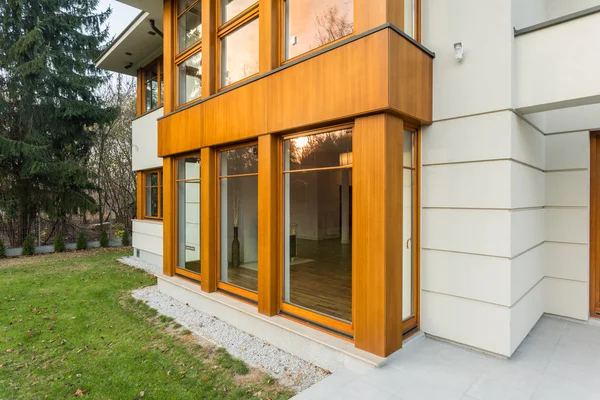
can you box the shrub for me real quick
[21,234,35,256]
[99,229,109,248]
[76,232,88,250]
[54,233,65,253]
[0,239,5,258]
[121,229,130,246]
[113,222,125,239]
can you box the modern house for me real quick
[97,0,600,370]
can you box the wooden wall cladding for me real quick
[389,31,433,124]
[353,113,405,357]
[267,30,389,133]
[157,27,433,158]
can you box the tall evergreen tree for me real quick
[0,0,116,245]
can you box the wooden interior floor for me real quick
[226,238,352,322]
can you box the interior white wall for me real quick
[132,107,163,172]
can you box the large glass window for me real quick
[282,128,352,325]
[144,170,163,219]
[178,0,202,53]
[176,0,203,106]
[220,0,257,24]
[218,0,258,89]
[283,0,354,61]
[178,52,203,105]
[142,58,163,113]
[220,18,259,87]
[177,156,201,277]
[219,145,259,295]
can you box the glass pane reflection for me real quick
[283,129,353,322]
[219,173,258,293]
[177,156,201,275]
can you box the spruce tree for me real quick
[0,1,116,246]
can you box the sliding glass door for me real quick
[282,127,353,335]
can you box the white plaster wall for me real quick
[422,0,513,121]
[512,0,547,29]
[132,107,163,172]
[514,12,600,111]
[542,131,590,321]
[546,0,600,19]
[132,219,164,265]
[420,111,551,356]
[421,0,596,358]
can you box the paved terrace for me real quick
[295,316,600,400]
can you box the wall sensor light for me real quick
[454,42,464,61]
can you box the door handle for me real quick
[406,237,411,249]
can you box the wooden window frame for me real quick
[142,169,163,220]
[137,57,164,116]
[401,124,421,336]
[175,0,204,109]
[279,124,354,337]
[590,131,600,317]
[216,1,260,91]
[279,0,356,65]
[216,141,260,303]
[175,153,202,281]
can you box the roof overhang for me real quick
[96,10,163,76]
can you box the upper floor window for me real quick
[220,0,256,24]
[178,0,202,53]
[218,1,259,88]
[144,59,163,112]
[283,0,354,61]
[176,0,203,106]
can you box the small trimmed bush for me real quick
[22,234,35,256]
[76,232,88,250]
[54,233,65,253]
[0,239,5,258]
[121,229,130,246]
[99,229,109,248]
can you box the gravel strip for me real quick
[119,256,163,276]
[119,257,329,392]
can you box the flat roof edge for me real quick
[95,10,149,67]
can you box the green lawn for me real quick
[0,249,294,399]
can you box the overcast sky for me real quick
[97,0,141,39]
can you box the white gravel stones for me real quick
[119,256,162,276]
[119,257,329,392]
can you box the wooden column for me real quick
[162,0,174,114]
[355,0,405,34]
[353,113,404,357]
[163,157,176,276]
[259,0,279,73]
[200,147,217,292]
[257,134,280,316]
[202,0,217,98]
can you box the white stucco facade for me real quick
[420,0,599,356]
[132,108,164,268]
